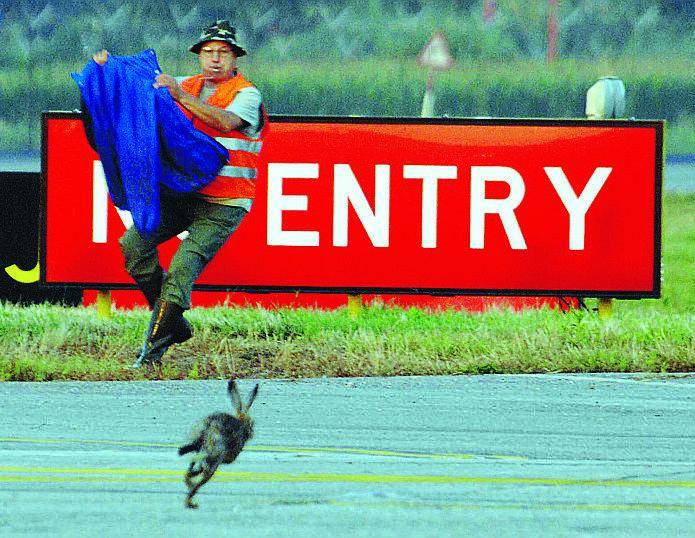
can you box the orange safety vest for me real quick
[179,73,267,199]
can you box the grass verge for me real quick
[0,193,693,381]
[0,305,693,381]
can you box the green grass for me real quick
[0,301,693,382]
[614,193,695,314]
[0,193,693,381]
[667,116,695,155]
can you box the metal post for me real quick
[547,0,560,63]
[483,0,497,23]
[598,298,613,318]
[421,71,435,118]
[96,290,112,319]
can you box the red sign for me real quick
[42,113,662,297]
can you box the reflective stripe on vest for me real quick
[215,137,263,153]
[219,165,257,179]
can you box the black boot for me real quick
[135,270,192,336]
[131,300,193,368]
[136,270,164,310]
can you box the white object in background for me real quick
[586,76,626,119]
[417,31,455,118]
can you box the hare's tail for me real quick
[178,439,202,456]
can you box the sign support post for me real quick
[598,298,613,318]
[96,289,112,319]
[421,72,436,118]
[347,294,362,319]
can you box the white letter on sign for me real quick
[545,167,611,250]
[267,163,320,246]
[470,166,527,249]
[403,165,457,248]
[92,161,133,243]
[93,161,109,243]
[333,164,390,247]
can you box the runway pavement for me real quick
[2,374,695,537]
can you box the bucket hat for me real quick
[189,19,246,57]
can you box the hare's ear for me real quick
[228,379,243,414]
[245,384,259,411]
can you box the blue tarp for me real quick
[72,49,229,236]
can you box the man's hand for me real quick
[154,74,184,102]
[155,75,247,132]
[92,50,109,65]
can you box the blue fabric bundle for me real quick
[72,49,229,236]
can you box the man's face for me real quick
[198,40,237,82]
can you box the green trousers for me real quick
[119,192,247,310]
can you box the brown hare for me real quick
[178,379,259,508]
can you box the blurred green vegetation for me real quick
[3,0,693,64]
[0,0,693,153]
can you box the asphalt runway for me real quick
[2,374,695,537]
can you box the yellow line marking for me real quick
[0,475,178,483]
[2,466,695,488]
[0,437,175,449]
[0,437,514,461]
[0,466,180,476]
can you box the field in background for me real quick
[1,193,692,382]
[1,0,693,153]
[1,57,694,154]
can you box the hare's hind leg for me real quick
[184,461,204,490]
[185,460,219,509]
